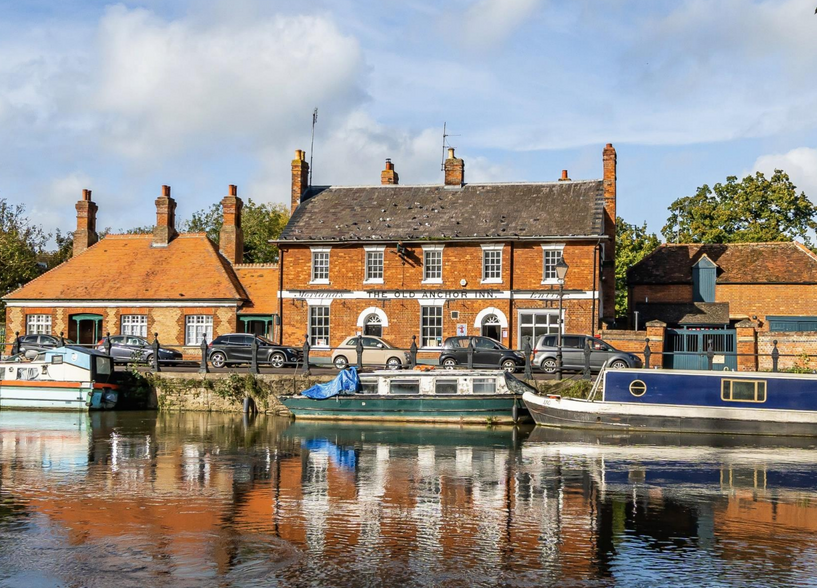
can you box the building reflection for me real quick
[2,413,817,585]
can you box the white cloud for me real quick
[753,147,817,202]
[455,0,543,50]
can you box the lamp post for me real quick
[555,257,569,381]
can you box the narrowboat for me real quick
[0,346,119,411]
[283,368,533,424]
[523,368,817,437]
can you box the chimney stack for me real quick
[152,185,178,247]
[601,143,617,321]
[219,184,244,265]
[381,159,399,185]
[444,148,465,187]
[73,189,99,257]
[559,170,571,181]
[291,149,309,214]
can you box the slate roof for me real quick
[634,302,731,326]
[280,180,605,242]
[628,242,817,285]
[5,234,248,301]
[234,265,279,314]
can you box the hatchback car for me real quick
[438,336,525,372]
[533,334,642,373]
[331,336,410,370]
[207,334,302,368]
[15,334,64,354]
[96,335,183,365]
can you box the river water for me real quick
[2,411,817,587]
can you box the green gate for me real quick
[665,328,737,371]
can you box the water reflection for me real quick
[2,412,817,587]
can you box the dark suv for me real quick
[438,336,525,372]
[533,334,642,373]
[15,334,64,355]
[96,335,183,365]
[207,334,303,368]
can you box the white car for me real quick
[331,336,410,370]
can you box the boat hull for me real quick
[283,394,529,424]
[0,381,118,411]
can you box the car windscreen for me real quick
[258,336,276,346]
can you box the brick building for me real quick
[3,186,279,353]
[276,145,618,354]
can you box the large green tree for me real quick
[0,199,48,306]
[184,199,289,263]
[615,217,660,317]
[661,170,817,246]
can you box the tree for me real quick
[183,199,289,263]
[37,229,74,269]
[616,216,660,317]
[0,199,48,307]
[661,170,817,246]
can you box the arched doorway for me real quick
[363,313,383,337]
[481,314,501,342]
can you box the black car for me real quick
[438,336,525,372]
[96,335,184,365]
[207,334,303,368]
[15,334,64,355]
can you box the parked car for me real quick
[207,334,302,368]
[16,334,65,355]
[96,335,183,365]
[438,336,525,372]
[533,334,643,373]
[331,336,410,370]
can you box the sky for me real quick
[1,0,816,244]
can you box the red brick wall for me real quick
[716,284,817,328]
[758,331,817,371]
[629,284,693,305]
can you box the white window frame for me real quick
[422,245,444,284]
[481,244,504,284]
[541,244,565,285]
[419,300,445,349]
[517,309,561,348]
[26,314,51,335]
[364,245,385,284]
[185,315,213,346]
[309,305,331,348]
[121,314,148,337]
[310,247,331,285]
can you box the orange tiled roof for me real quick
[5,233,248,301]
[234,265,280,314]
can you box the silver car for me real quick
[331,336,410,370]
[533,334,642,373]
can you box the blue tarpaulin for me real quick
[301,367,360,399]
[302,439,357,471]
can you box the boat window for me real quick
[51,355,63,364]
[17,367,39,381]
[629,380,647,397]
[435,379,458,394]
[96,356,112,376]
[390,380,420,395]
[359,382,379,395]
[473,378,496,394]
[721,379,766,403]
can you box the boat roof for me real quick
[361,369,512,377]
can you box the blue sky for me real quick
[1,0,816,242]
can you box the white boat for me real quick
[0,346,119,411]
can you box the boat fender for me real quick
[512,402,518,424]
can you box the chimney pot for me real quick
[447,148,455,159]
[83,189,92,201]
[559,169,571,181]
[162,185,171,197]
[229,184,237,196]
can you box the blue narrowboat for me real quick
[523,368,817,437]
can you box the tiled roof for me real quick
[234,265,279,314]
[628,242,817,285]
[4,234,247,301]
[634,302,730,326]
[280,180,605,242]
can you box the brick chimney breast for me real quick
[152,184,178,247]
[73,188,99,257]
[601,142,617,321]
[291,149,309,214]
[219,184,244,265]
[381,158,399,185]
[444,147,465,187]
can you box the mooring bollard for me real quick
[409,335,417,368]
[251,336,260,374]
[523,338,533,380]
[644,338,651,369]
[467,338,474,370]
[302,335,311,375]
[772,340,779,373]
[706,338,714,371]
[104,332,112,355]
[556,343,563,382]
[59,331,66,346]
[199,337,209,374]
[152,333,161,372]
[356,336,364,370]
[583,339,592,380]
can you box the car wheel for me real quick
[540,358,557,373]
[269,352,286,369]
[609,360,628,369]
[334,355,348,370]
[144,353,154,365]
[386,357,402,370]
[442,358,457,369]
[501,359,517,372]
[210,352,227,369]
